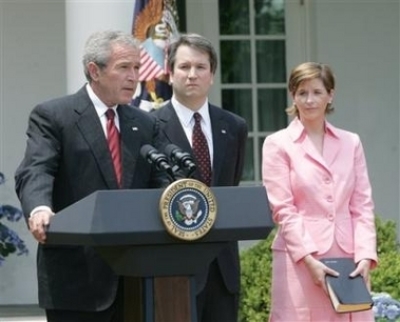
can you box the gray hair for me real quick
[82,30,140,82]
[167,33,218,74]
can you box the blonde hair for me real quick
[286,62,335,116]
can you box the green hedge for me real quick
[371,217,400,300]
[239,217,400,321]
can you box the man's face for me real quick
[169,45,214,110]
[90,43,140,107]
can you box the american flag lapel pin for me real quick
[221,129,226,134]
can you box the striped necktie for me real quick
[105,109,122,187]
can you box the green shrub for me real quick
[239,228,275,322]
[239,217,400,321]
[375,216,398,255]
[371,217,400,300]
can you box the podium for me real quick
[47,185,274,321]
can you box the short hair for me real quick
[286,62,335,116]
[167,33,218,74]
[82,30,140,82]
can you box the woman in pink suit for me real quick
[262,62,377,321]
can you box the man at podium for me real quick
[153,33,248,322]
[15,30,168,322]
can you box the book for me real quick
[320,257,373,313]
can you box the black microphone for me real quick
[164,144,197,174]
[140,145,174,179]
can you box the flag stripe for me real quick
[139,49,164,81]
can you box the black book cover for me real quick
[321,258,373,313]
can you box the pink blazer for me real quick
[262,118,377,265]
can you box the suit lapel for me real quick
[209,105,229,184]
[75,96,119,189]
[157,103,230,185]
[323,132,340,167]
[158,103,192,152]
[118,106,142,189]
[300,136,328,170]
[288,117,339,174]
[298,130,340,174]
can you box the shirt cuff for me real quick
[30,206,54,218]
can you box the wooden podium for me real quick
[46,186,274,321]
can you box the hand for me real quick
[303,255,339,294]
[29,210,54,244]
[350,259,371,290]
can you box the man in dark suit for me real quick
[15,30,167,322]
[153,33,248,322]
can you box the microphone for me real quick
[140,145,175,180]
[164,144,196,175]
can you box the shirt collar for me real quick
[86,83,118,118]
[171,96,210,127]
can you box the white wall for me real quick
[0,0,66,305]
[65,0,135,93]
[311,0,400,226]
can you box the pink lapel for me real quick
[322,126,341,167]
[288,118,340,173]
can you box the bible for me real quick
[321,258,373,313]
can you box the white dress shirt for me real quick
[171,96,214,165]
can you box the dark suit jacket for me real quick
[15,86,167,311]
[152,102,248,294]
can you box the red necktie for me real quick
[192,112,212,186]
[105,109,122,186]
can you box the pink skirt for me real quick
[269,240,374,322]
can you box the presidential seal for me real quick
[159,178,217,241]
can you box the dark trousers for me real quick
[196,259,239,322]
[46,279,124,322]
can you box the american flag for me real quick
[132,0,179,105]
[139,47,164,81]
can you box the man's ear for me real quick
[88,62,100,81]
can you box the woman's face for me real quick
[292,78,334,122]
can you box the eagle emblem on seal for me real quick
[176,194,202,225]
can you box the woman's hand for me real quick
[302,254,339,294]
[350,259,371,290]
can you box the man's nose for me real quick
[128,67,139,81]
[188,67,197,78]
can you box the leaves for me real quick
[0,222,28,256]
[0,204,23,221]
[371,217,400,300]
[0,172,29,266]
[239,228,276,321]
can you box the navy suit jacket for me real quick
[152,102,248,293]
[15,86,167,311]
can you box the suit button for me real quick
[326,196,334,202]
[327,214,334,221]
[324,177,331,184]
